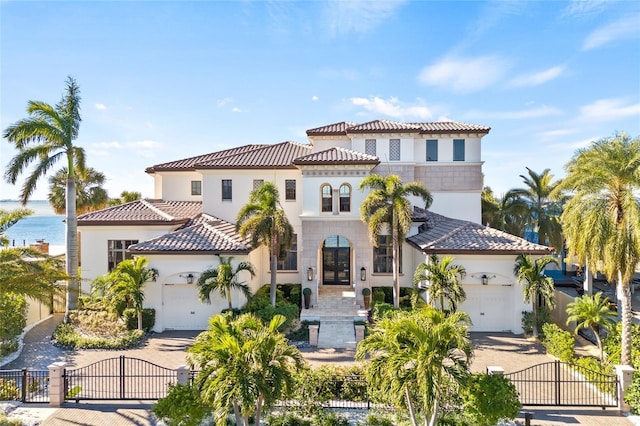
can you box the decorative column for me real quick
[583,261,593,295]
[48,362,66,407]
[615,365,635,413]
[176,365,190,385]
[309,324,319,347]
[354,324,365,344]
[486,366,504,375]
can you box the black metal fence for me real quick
[504,360,618,407]
[64,355,176,401]
[0,368,49,403]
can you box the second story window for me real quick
[253,179,264,190]
[191,180,202,196]
[426,140,438,161]
[389,139,401,161]
[222,179,232,201]
[108,239,138,271]
[365,139,376,156]
[321,184,332,212]
[277,234,297,271]
[285,179,296,201]
[339,184,351,212]
[453,139,465,161]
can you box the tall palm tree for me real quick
[92,256,157,330]
[0,208,33,247]
[48,167,109,214]
[413,254,466,312]
[555,132,640,366]
[3,76,85,319]
[356,306,472,426]
[236,182,293,307]
[188,313,305,426]
[513,168,564,251]
[359,174,432,309]
[481,186,528,237]
[108,190,142,206]
[514,253,558,338]
[197,256,254,310]
[566,292,617,361]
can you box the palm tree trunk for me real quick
[405,385,418,426]
[65,176,79,321]
[392,215,400,309]
[591,325,604,362]
[255,394,263,426]
[270,251,278,307]
[226,290,233,310]
[427,398,439,426]
[233,401,242,426]
[137,309,143,331]
[618,270,632,366]
[532,301,538,338]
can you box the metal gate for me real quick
[64,356,176,401]
[504,360,618,407]
[0,368,49,403]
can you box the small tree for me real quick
[566,292,616,361]
[197,256,254,310]
[0,208,33,247]
[514,253,558,338]
[413,254,466,312]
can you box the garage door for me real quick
[162,283,223,330]
[460,285,512,332]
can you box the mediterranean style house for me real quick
[77,120,552,333]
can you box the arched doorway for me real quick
[322,235,350,285]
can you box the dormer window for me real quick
[339,184,351,212]
[321,184,332,212]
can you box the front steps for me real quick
[299,285,368,349]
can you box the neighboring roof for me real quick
[146,142,312,173]
[306,120,491,136]
[129,214,252,255]
[293,147,380,166]
[407,207,553,255]
[77,200,202,226]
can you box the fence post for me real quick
[486,366,504,375]
[309,324,319,347]
[48,362,66,407]
[615,365,635,413]
[176,365,190,385]
[354,325,365,345]
[21,369,27,402]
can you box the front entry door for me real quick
[322,235,350,285]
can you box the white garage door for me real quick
[162,283,223,330]
[460,285,512,332]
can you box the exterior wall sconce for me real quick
[180,273,195,284]
[481,274,489,285]
[307,267,314,281]
[360,267,367,281]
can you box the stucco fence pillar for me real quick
[308,324,319,347]
[48,362,66,407]
[615,365,635,413]
[176,365,190,385]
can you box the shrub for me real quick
[460,373,521,426]
[372,288,386,304]
[0,341,18,358]
[362,288,371,296]
[53,323,144,349]
[152,383,210,426]
[294,365,367,414]
[521,305,551,337]
[123,308,156,331]
[541,323,575,362]
[0,413,22,426]
[603,322,640,368]
[0,293,27,354]
[365,413,395,426]
[371,303,395,321]
[0,378,19,400]
[284,320,316,342]
[313,410,350,426]
[265,413,312,426]
[625,372,640,414]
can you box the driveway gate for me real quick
[504,360,618,407]
[0,368,49,403]
[64,356,176,401]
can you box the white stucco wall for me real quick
[299,172,368,218]
[154,171,204,202]
[428,192,481,224]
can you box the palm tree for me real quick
[555,133,640,366]
[236,182,293,307]
[513,168,563,251]
[566,292,617,361]
[0,208,33,247]
[3,76,85,319]
[92,256,157,330]
[188,313,305,426]
[481,186,528,237]
[413,254,466,312]
[0,247,67,304]
[197,256,254,310]
[359,174,432,309]
[356,306,472,426]
[108,190,142,206]
[514,253,558,338]
[48,167,109,214]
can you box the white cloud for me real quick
[92,141,122,149]
[465,105,563,120]
[348,96,433,120]
[547,136,596,153]
[578,98,640,121]
[217,98,233,107]
[312,96,319,101]
[582,14,640,50]
[89,140,161,158]
[562,0,610,17]
[231,107,242,113]
[508,66,566,87]
[418,56,509,93]
[538,128,578,140]
[324,0,405,36]
[94,103,107,111]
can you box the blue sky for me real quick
[1,0,639,201]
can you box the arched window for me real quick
[339,184,351,212]
[321,184,333,212]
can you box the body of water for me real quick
[1,200,65,247]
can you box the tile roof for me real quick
[129,214,252,254]
[145,145,267,173]
[407,207,553,255]
[306,120,490,136]
[77,200,202,225]
[293,147,380,165]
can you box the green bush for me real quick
[461,373,521,426]
[0,378,19,401]
[541,323,575,362]
[294,365,367,414]
[572,356,616,395]
[0,341,18,358]
[123,308,156,331]
[313,410,350,426]
[53,323,144,349]
[371,303,395,321]
[0,413,22,426]
[521,305,551,337]
[152,383,210,426]
[603,322,640,368]
[284,320,316,342]
[365,413,395,426]
[372,288,386,304]
[0,293,27,353]
[625,372,640,414]
[265,413,312,426]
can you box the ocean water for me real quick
[1,200,65,247]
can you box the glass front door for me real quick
[322,235,350,285]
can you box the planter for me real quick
[362,288,371,310]
[303,288,312,309]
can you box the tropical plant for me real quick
[0,208,33,247]
[187,313,305,426]
[566,292,617,361]
[355,306,472,426]
[513,253,558,338]
[512,167,564,251]
[0,293,27,357]
[555,132,640,366]
[3,76,85,319]
[236,182,294,307]
[481,186,528,237]
[460,373,521,426]
[197,256,254,310]
[92,256,158,330]
[359,174,432,309]
[108,190,142,206]
[413,254,466,312]
[48,167,109,214]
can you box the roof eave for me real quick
[77,219,190,227]
[128,249,252,255]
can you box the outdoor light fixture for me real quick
[360,267,367,281]
[180,273,195,284]
[307,267,314,281]
[481,274,489,285]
